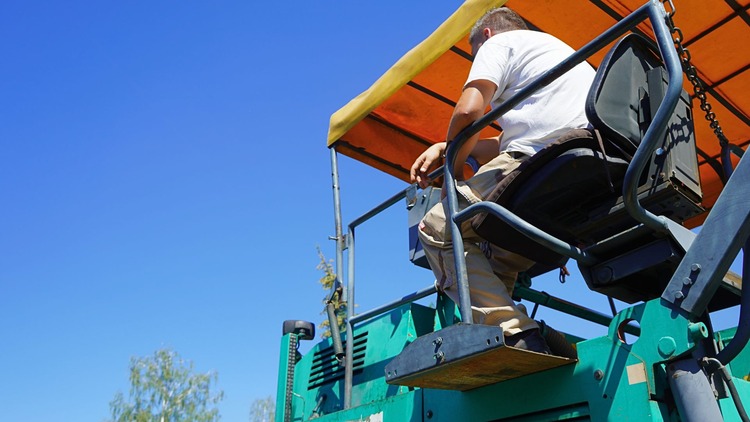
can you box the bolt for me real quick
[432,337,443,346]
[594,369,604,381]
[426,410,434,419]
[595,267,614,284]
[434,351,445,362]
[656,148,665,156]
[691,263,702,273]
[675,291,684,300]
[683,277,692,286]
[658,336,677,358]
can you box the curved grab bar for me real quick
[455,202,598,266]
[621,3,684,233]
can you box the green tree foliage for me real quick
[249,396,275,422]
[316,247,347,339]
[108,348,224,422]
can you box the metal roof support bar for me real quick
[327,147,347,402]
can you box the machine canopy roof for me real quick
[327,0,750,216]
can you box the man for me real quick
[409,7,595,353]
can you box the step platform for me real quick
[384,323,576,391]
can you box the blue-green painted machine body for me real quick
[278,299,750,421]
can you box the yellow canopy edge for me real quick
[327,0,508,147]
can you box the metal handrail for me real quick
[338,167,446,409]
[343,187,408,409]
[349,284,438,325]
[454,202,597,265]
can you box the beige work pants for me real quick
[417,151,538,336]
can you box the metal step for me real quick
[384,323,576,391]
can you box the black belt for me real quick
[507,151,528,159]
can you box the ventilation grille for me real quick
[497,402,590,421]
[307,331,368,390]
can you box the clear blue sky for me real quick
[0,2,742,421]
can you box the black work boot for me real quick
[504,328,552,354]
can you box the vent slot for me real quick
[497,402,590,421]
[308,331,368,390]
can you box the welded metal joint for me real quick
[688,322,709,342]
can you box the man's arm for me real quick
[445,79,497,179]
[409,79,497,188]
[471,136,501,166]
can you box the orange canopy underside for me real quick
[328,0,750,226]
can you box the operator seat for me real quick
[471,34,710,306]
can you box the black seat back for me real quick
[586,34,664,159]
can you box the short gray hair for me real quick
[469,7,528,45]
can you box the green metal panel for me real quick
[350,304,433,407]
[718,379,750,421]
[312,390,422,422]
[281,303,435,420]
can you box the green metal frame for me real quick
[278,299,750,421]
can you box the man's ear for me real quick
[483,27,493,40]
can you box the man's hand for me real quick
[410,142,446,189]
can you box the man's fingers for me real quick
[411,148,441,185]
[409,158,423,182]
[420,156,435,173]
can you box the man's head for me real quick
[469,7,528,56]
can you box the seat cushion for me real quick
[471,129,629,266]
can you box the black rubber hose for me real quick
[703,357,750,422]
[326,302,345,363]
[538,320,578,359]
[716,240,750,365]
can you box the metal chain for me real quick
[662,0,730,147]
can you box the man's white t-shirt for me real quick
[467,30,596,156]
